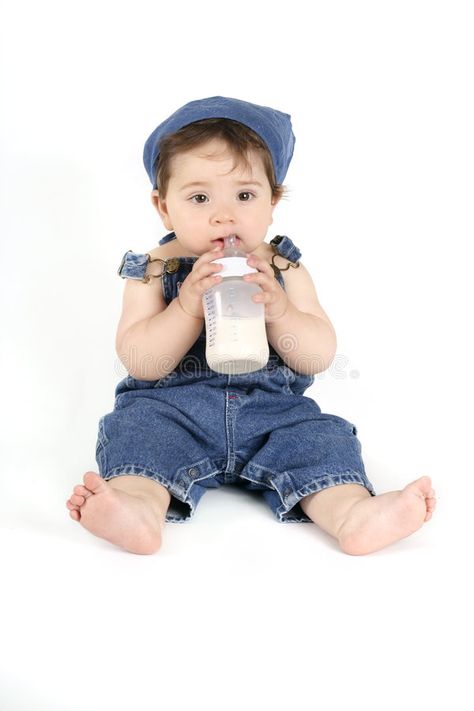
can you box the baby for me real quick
[66,96,436,555]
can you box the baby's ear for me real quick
[151,191,173,229]
[150,190,164,214]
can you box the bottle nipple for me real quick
[223,234,242,257]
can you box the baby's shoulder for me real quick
[143,241,187,279]
[146,241,180,261]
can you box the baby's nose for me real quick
[211,203,235,224]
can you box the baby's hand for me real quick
[177,246,224,319]
[243,253,289,322]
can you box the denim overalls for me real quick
[96,233,376,523]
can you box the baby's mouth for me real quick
[212,235,241,249]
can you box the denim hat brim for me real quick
[143,96,295,189]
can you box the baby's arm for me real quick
[116,245,224,381]
[266,261,337,376]
[266,301,337,376]
[241,249,336,376]
[116,273,202,381]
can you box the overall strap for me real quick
[118,232,178,283]
[269,235,301,279]
[158,231,177,245]
[117,250,182,283]
[117,234,302,283]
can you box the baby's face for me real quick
[153,138,279,256]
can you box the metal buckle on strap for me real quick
[142,255,182,283]
[142,254,167,284]
[118,251,183,283]
[269,242,300,278]
[118,251,178,283]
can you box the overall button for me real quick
[188,467,198,477]
[166,258,180,274]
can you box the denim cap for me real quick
[143,96,295,189]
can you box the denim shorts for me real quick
[96,364,376,524]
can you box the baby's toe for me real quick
[424,489,437,521]
[69,509,80,521]
[70,493,85,507]
[416,475,432,495]
[83,471,109,495]
[74,484,93,499]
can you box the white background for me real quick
[0,1,472,709]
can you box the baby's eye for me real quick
[190,194,208,204]
[238,191,254,201]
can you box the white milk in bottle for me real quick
[202,235,269,374]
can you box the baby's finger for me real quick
[195,270,222,293]
[193,248,225,276]
[243,272,272,288]
[195,260,223,283]
[204,247,224,263]
[246,254,274,276]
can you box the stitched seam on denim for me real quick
[104,468,171,485]
[96,444,107,474]
[245,461,280,477]
[97,416,109,447]
[184,468,223,485]
[274,471,375,517]
[291,470,374,498]
[239,471,274,491]
[224,392,237,473]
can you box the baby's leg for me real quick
[66,473,171,555]
[300,476,436,555]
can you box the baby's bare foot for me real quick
[338,476,437,555]
[66,472,164,554]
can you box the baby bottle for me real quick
[202,235,270,374]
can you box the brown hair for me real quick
[154,118,287,201]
